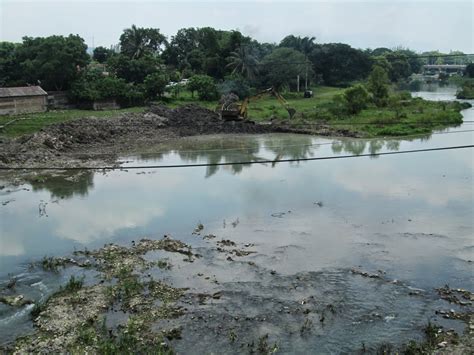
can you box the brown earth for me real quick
[0,104,357,169]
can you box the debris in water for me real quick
[231,218,239,228]
[192,222,204,235]
[0,294,33,307]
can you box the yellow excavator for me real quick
[219,87,296,121]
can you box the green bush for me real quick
[344,84,369,114]
[144,72,169,99]
[187,75,218,101]
[367,65,390,107]
[325,94,349,118]
[70,68,127,102]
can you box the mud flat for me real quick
[0,104,356,170]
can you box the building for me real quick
[0,86,48,115]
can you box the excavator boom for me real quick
[220,88,295,121]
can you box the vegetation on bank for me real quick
[0,85,468,140]
[456,79,474,99]
[1,24,472,110]
[0,107,145,137]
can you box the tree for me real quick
[162,28,199,70]
[107,53,161,83]
[279,35,316,56]
[0,42,20,86]
[344,84,369,114]
[13,35,89,90]
[261,48,311,90]
[70,68,127,102]
[119,25,167,59]
[93,46,114,63]
[370,47,392,56]
[144,72,169,99]
[367,65,390,107]
[392,48,423,74]
[226,45,259,80]
[187,75,218,101]
[385,52,411,82]
[465,63,474,78]
[309,43,372,86]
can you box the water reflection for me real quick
[26,171,94,200]
[331,138,402,156]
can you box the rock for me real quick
[437,341,448,348]
[0,294,33,307]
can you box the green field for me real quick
[0,107,145,137]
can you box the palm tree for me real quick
[226,46,259,80]
[119,25,166,59]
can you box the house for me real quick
[0,86,48,115]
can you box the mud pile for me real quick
[149,104,273,136]
[0,104,281,167]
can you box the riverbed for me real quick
[0,85,473,352]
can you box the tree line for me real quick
[0,25,471,105]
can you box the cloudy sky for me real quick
[0,0,472,53]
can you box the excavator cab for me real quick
[219,88,296,121]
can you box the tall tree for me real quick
[14,35,89,90]
[279,35,316,56]
[107,53,161,83]
[92,46,115,63]
[226,45,259,80]
[119,25,167,59]
[367,65,390,107]
[309,43,372,86]
[385,52,411,82]
[261,47,312,90]
[0,42,20,86]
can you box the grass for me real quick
[166,87,467,137]
[0,107,145,137]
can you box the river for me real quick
[0,84,473,352]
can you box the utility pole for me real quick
[305,60,308,91]
[297,75,300,92]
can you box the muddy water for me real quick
[0,85,473,351]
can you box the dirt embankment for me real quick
[0,104,356,168]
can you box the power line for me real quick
[1,144,472,171]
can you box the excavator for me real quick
[219,87,296,121]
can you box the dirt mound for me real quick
[0,103,329,167]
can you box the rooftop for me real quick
[0,86,48,98]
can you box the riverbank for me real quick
[0,96,470,169]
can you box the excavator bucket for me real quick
[287,108,296,119]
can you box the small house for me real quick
[0,86,48,115]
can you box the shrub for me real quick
[144,72,169,99]
[344,84,369,114]
[367,65,390,107]
[187,75,218,101]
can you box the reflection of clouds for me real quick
[1,170,186,253]
[49,171,186,243]
[331,161,472,206]
[52,202,165,243]
[0,238,24,256]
